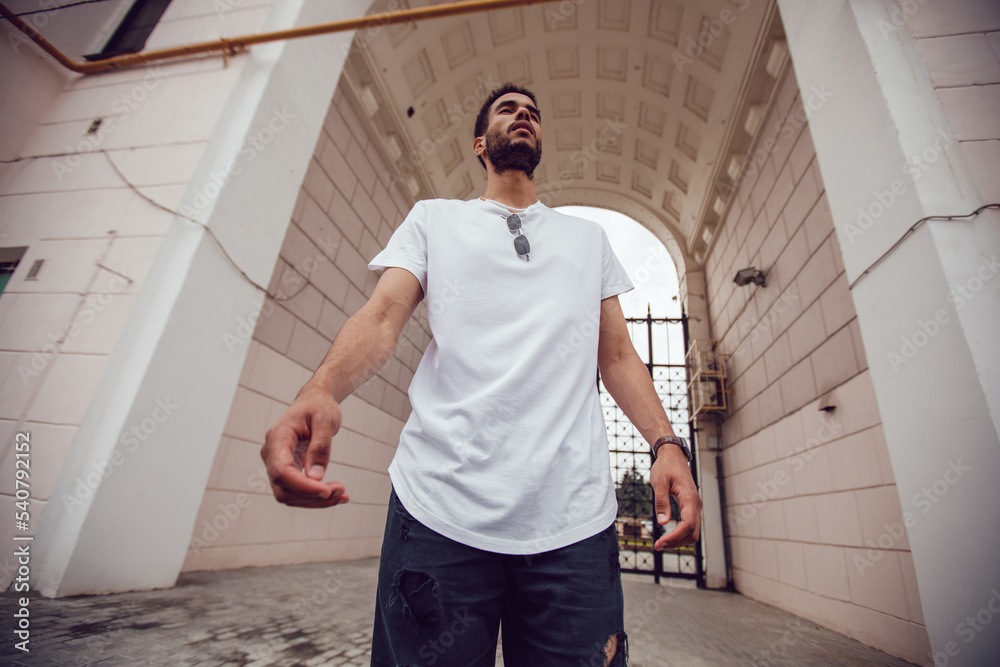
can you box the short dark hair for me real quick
[473,83,539,169]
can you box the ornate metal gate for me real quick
[599,309,703,585]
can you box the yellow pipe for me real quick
[0,0,561,75]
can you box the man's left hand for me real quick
[650,446,702,550]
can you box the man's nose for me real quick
[515,107,530,120]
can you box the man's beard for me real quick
[484,126,542,178]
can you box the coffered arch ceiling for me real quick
[343,0,789,276]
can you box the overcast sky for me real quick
[557,205,686,366]
[557,206,681,319]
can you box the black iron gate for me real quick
[598,309,703,586]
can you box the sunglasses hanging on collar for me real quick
[505,212,530,261]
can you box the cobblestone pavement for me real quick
[1,558,918,666]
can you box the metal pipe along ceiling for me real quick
[0,0,562,75]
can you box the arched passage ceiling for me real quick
[342,0,789,275]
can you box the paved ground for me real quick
[0,558,918,666]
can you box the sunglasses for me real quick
[506,213,530,261]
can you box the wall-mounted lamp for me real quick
[733,267,766,287]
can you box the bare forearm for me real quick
[296,268,421,403]
[600,350,676,447]
[302,307,399,403]
[596,298,700,546]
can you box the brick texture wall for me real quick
[904,0,1000,206]
[0,0,279,586]
[704,66,931,662]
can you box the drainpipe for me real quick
[0,0,561,75]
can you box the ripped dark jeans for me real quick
[371,487,627,667]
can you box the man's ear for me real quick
[473,135,485,157]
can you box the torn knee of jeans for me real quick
[583,631,627,667]
[389,569,442,624]
[604,631,627,667]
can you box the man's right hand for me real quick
[260,268,422,508]
[261,385,350,508]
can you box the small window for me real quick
[84,0,173,61]
[0,247,28,297]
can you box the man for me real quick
[261,83,702,666]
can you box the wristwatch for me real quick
[651,435,692,463]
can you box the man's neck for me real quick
[481,169,538,210]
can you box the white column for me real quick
[33,0,373,596]
[776,1,1000,664]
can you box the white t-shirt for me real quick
[368,197,633,554]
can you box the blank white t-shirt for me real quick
[368,197,633,554]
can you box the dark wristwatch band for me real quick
[651,435,692,463]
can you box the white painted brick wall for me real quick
[707,65,929,658]
[0,0,285,543]
[904,1,1000,203]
